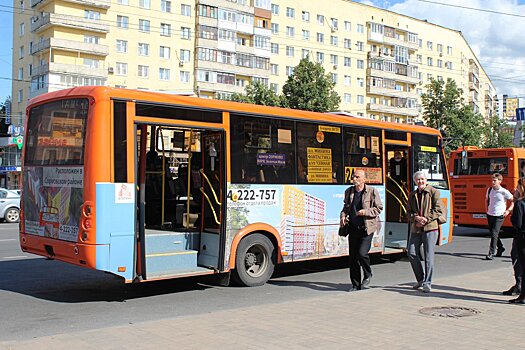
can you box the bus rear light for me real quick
[74,246,79,255]
[84,219,92,229]
[21,236,26,244]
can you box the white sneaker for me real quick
[412,282,423,290]
[422,284,431,293]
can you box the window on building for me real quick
[357,24,364,33]
[357,95,364,104]
[427,41,433,50]
[286,46,294,57]
[181,4,190,16]
[19,46,24,59]
[357,77,364,87]
[316,51,324,63]
[160,23,171,36]
[447,46,452,55]
[159,68,170,80]
[302,11,310,21]
[344,21,351,31]
[139,19,150,33]
[437,59,442,68]
[331,36,338,46]
[344,57,351,67]
[271,43,279,54]
[160,46,170,59]
[180,49,191,62]
[357,60,364,69]
[317,33,324,43]
[356,41,364,51]
[344,38,351,49]
[344,93,351,103]
[330,54,338,65]
[317,15,324,25]
[270,64,278,75]
[270,83,279,93]
[138,43,149,56]
[161,0,171,12]
[286,7,295,18]
[271,23,279,34]
[180,71,190,83]
[286,66,294,76]
[271,4,279,15]
[437,44,443,53]
[139,0,150,8]
[19,23,25,36]
[138,65,149,78]
[117,15,129,28]
[286,26,295,37]
[85,10,100,19]
[181,27,190,39]
[331,73,337,83]
[302,49,309,59]
[344,75,351,86]
[85,35,100,44]
[116,62,128,75]
[427,57,433,66]
[331,18,338,30]
[302,29,310,40]
[199,4,217,18]
[18,68,23,80]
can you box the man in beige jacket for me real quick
[340,170,383,292]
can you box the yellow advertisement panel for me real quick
[344,167,383,184]
[318,125,341,133]
[307,147,332,183]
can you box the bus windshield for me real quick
[453,157,508,176]
[25,99,88,166]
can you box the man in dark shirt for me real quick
[340,170,383,291]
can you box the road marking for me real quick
[2,255,28,259]
[0,239,17,242]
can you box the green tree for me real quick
[482,114,514,148]
[281,58,340,112]
[225,81,281,107]
[421,78,485,153]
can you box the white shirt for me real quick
[486,186,513,216]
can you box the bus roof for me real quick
[28,86,441,136]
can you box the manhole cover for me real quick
[419,306,480,318]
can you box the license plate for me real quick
[472,214,487,219]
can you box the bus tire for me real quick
[5,208,20,223]
[233,233,276,287]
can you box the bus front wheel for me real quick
[233,233,276,287]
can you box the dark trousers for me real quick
[348,227,373,288]
[487,215,505,255]
[515,234,525,297]
[511,237,523,290]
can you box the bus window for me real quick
[415,149,448,189]
[453,157,508,176]
[230,114,295,184]
[25,99,88,166]
[296,122,342,184]
[342,127,383,184]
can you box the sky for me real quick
[0,0,524,103]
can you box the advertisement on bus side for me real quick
[224,184,386,266]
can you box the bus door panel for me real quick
[198,131,225,269]
[411,134,451,245]
[384,146,410,249]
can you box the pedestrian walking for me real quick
[340,169,383,292]
[407,171,444,293]
[507,178,525,303]
[485,173,514,260]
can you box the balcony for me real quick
[31,13,110,34]
[367,103,419,117]
[197,81,246,94]
[31,38,109,56]
[469,81,479,92]
[200,0,253,13]
[367,85,418,99]
[382,35,419,50]
[31,62,108,78]
[31,0,110,9]
[367,68,420,85]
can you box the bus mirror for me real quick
[461,150,468,171]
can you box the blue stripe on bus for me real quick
[96,183,135,281]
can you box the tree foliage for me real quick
[421,78,493,153]
[281,58,340,112]
[482,114,514,148]
[227,81,281,107]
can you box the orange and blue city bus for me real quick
[20,87,452,286]
[449,146,525,229]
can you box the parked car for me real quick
[0,188,20,223]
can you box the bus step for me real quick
[385,240,407,248]
[145,231,199,254]
[145,250,198,276]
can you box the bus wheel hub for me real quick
[245,252,257,267]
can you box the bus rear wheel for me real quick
[233,233,275,287]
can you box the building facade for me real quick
[12,0,496,124]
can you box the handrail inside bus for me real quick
[385,189,407,214]
[386,175,409,201]
[199,188,221,225]
[199,168,221,206]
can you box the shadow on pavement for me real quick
[383,284,508,304]
[436,251,513,263]
[0,258,214,303]
[267,280,347,292]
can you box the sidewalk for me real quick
[1,267,522,350]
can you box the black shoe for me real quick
[348,286,360,292]
[508,296,525,304]
[496,247,505,257]
[485,254,494,260]
[502,285,518,296]
[362,277,371,288]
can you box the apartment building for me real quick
[12,0,496,124]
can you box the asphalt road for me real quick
[0,224,516,342]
